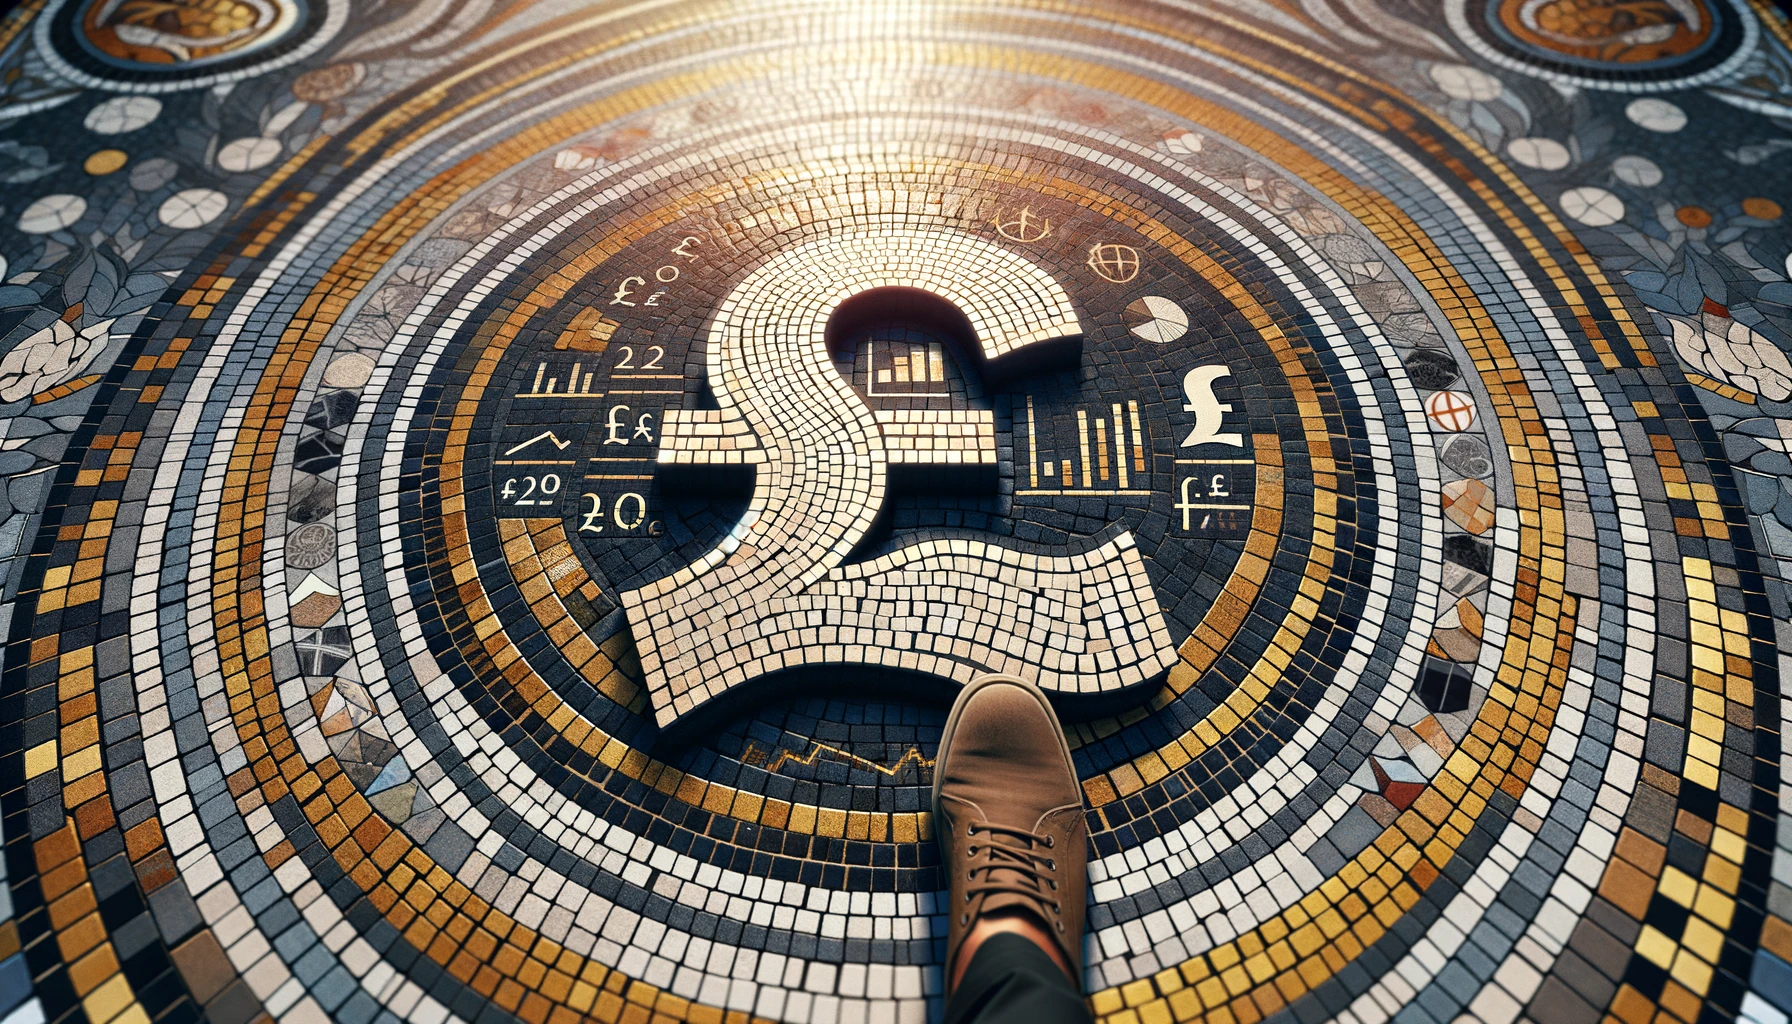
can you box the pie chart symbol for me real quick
[1125,295,1189,344]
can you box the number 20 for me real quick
[579,492,648,532]
[501,474,561,506]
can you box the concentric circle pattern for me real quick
[2,3,1792,1024]
[1444,0,1757,90]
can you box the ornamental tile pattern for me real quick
[0,2,1789,1024]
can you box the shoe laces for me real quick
[964,821,1060,921]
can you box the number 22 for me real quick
[614,345,665,371]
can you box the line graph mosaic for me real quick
[0,2,1791,1024]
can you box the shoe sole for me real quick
[932,673,1079,824]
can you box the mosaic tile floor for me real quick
[2,1,1792,1023]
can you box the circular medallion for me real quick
[35,0,344,91]
[1444,0,1755,89]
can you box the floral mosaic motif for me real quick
[1666,300,1792,401]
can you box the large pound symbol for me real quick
[621,226,1176,728]
[1180,365,1244,448]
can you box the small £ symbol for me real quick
[1424,390,1477,432]
[1175,476,1205,530]
[994,206,1052,243]
[1086,243,1140,283]
[604,404,631,444]
[1125,296,1188,344]
[611,276,645,306]
[1175,475,1248,533]
[580,493,605,533]
[671,236,702,260]
[633,412,656,443]
[504,431,573,456]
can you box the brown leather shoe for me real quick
[933,673,1087,989]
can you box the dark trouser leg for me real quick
[944,933,1095,1024]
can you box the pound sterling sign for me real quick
[621,226,1176,727]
